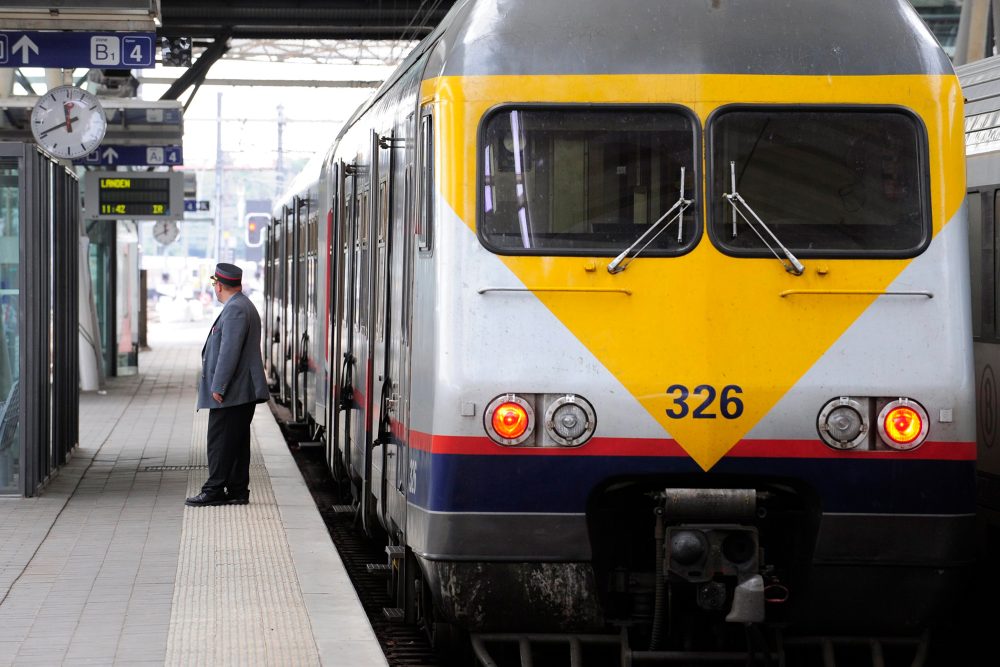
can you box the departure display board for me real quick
[84,171,183,221]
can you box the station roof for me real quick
[150,0,461,101]
[159,0,459,40]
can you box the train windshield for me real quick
[709,108,929,257]
[479,107,697,255]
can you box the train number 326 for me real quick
[665,384,744,419]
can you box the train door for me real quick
[393,109,422,533]
[373,127,398,531]
[354,182,371,493]
[373,120,420,536]
[356,129,381,533]
[268,216,283,388]
[262,217,273,376]
[398,106,433,540]
[290,195,306,423]
[300,196,316,425]
[335,160,359,486]
[285,196,300,421]
[351,181,371,505]
[389,104,432,623]
[325,162,343,470]
[280,206,292,402]
[313,181,330,432]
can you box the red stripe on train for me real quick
[407,431,976,460]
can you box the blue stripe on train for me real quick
[408,451,977,514]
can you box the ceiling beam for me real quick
[223,39,417,66]
[158,1,455,41]
[143,77,381,89]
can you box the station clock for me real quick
[30,85,108,160]
[153,220,180,246]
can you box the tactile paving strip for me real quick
[165,410,320,666]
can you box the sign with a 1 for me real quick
[184,200,211,213]
[73,145,183,167]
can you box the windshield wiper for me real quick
[722,161,804,276]
[607,168,693,274]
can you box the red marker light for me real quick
[492,402,529,440]
[884,406,922,445]
[877,399,929,451]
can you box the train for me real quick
[263,0,977,661]
[960,57,1000,557]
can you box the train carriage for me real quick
[267,152,329,427]
[267,0,976,658]
[959,56,1000,538]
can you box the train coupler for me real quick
[657,488,766,623]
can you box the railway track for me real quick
[283,435,442,667]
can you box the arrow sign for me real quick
[73,145,183,167]
[12,35,38,65]
[0,31,155,68]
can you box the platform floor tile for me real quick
[0,322,386,666]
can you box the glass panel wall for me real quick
[0,144,79,496]
[87,221,114,378]
[0,160,20,494]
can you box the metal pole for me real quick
[215,92,223,262]
[993,0,1000,57]
[276,104,286,199]
[955,0,992,65]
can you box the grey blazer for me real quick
[197,291,270,410]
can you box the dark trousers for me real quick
[201,402,256,497]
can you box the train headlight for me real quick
[485,394,534,445]
[877,398,928,450]
[817,397,868,450]
[544,395,597,446]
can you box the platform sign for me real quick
[0,31,155,68]
[105,107,183,126]
[184,200,210,212]
[74,145,183,167]
[84,171,184,221]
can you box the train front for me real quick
[408,0,976,646]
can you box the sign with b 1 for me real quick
[0,31,155,68]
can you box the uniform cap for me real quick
[213,263,242,287]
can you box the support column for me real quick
[955,0,994,65]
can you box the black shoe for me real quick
[185,491,229,507]
[227,491,249,505]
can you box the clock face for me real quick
[153,220,179,245]
[30,85,108,160]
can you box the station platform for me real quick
[0,322,387,666]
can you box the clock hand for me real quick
[37,117,80,139]
[63,102,74,133]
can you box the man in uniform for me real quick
[186,263,270,507]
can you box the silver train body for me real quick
[960,55,1000,526]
